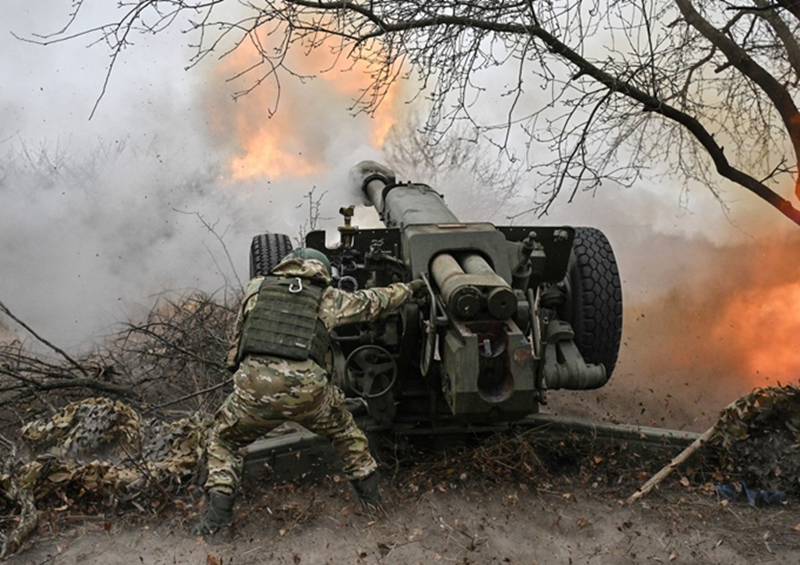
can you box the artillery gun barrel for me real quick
[352,161,516,320]
[356,161,460,229]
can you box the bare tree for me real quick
[28,0,800,225]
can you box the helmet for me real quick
[282,248,332,275]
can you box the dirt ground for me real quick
[6,471,800,565]
[6,411,800,565]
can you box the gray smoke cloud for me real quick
[1,4,386,350]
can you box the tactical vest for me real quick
[238,276,331,365]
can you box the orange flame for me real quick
[711,278,800,385]
[227,105,322,180]
[631,235,800,393]
[208,32,402,181]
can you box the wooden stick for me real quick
[626,423,718,505]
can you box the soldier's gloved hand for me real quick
[540,283,567,309]
[407,279,427,297]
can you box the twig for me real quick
[626,424,718,504]
[143,378,232,413]
[0,433,14,451]
[172,210,244,292]
[627,396,743,504]
[20,377,134,397]
[0,300,88,376]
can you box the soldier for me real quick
[192,248,424,541]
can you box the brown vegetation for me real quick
[0,293,236,431]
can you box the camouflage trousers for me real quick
[204,354,377,495]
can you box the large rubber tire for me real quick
[558,227,622,379]
[249,233,294,278]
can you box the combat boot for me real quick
[351,471,382,513]
[191,489,236,542]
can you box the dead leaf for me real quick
[206,553,222,565]
[48,472,72,483]
[680,477,690,487]
[669,552,677,561]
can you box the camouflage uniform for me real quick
[204,257,413,496]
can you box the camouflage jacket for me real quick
[226,258,413,369]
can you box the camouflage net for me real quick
[0,397,211,557]
[711,383,800,494]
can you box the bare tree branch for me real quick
[0,300,87,376]
[172,209,244,292]
[29,0,800,225]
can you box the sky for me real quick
[2,2,799,428]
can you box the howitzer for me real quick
[249,161,622,426]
